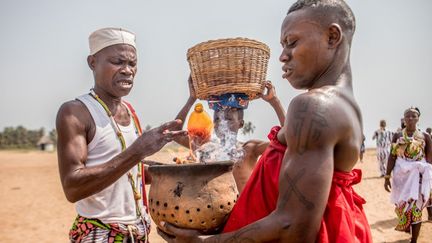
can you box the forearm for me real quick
[268,97,286,126]
[385,155,396,176]
[202,212,316,243]
[62,145,143,202]
[175,96,196,129]
[425,134,432,164]
[202,214,282,242]
[173,96,196,147]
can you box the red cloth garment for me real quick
[223,126,286,233]
[223,126,371,242]
[317,169,372,243]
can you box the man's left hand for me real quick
[157,222,204,243]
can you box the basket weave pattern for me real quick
[187,38,270,100]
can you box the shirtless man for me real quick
[174,78,285,193]
[159,0,372,242]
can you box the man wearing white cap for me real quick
[56,27,186,242]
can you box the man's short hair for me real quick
[288,0,356,36]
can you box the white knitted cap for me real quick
[88,27,136,55]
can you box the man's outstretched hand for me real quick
[133,119,187,158]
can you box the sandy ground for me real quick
[0,149,430,243]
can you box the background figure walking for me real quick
[373,120,393,177]
[360,134,366,162]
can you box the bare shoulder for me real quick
[56,100,92,132]
[57,100,88,120]
[242,139,266,149]
[422,131,431,141]
[242,139,269,159]
[285,91,339,151]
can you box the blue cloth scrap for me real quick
[208,93,249,111]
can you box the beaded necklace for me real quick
[89,89,143,217]
[391,128,425,161]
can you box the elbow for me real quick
[62,177,82,203]
[63,186,80,203]
[65,192,79,203]
[290,222,320,242]
[276,215,320,242]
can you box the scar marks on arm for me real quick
[292,99,328,155]
[281,168,315,210]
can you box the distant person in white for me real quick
[372,119,393,177]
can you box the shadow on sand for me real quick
[380,240,409,243]
[363,175,384,180]
[370,218,398,230]
[371,219,412,243]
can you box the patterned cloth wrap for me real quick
[69,215,150,243]
[391,129,425,161]
[207,93,249,111]
[394,200,423,232]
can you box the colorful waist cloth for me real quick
[223,126,286,233]
[317,169,372,243]
[69,215,150,243]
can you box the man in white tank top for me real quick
[56,27,186,242]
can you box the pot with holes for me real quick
[148,161,238,233]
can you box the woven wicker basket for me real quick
[187,38,270,100]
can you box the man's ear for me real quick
[87,55,96,71]
[328,23,342,48]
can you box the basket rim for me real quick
[187,37,270,58]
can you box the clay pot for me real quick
[148,161,238,233]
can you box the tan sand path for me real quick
[0,149,430,242]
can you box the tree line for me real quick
[0,126,57,149]
[0,121,254,150]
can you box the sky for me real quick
[0,0,431,148]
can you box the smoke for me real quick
[194,112,245,163]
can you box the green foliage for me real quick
[0,126,47,149]
[242,121,255,136]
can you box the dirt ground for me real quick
[0,149,430,243]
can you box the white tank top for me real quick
[75,94,144,224]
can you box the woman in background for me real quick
[384,107,432,243]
